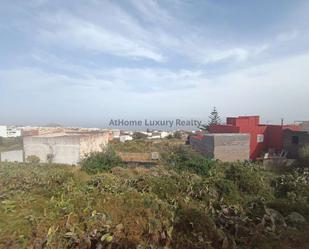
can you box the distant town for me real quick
[1,115,308,167]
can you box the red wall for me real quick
[209,124,239,133]
[209,116,299,160]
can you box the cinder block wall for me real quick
[190,136,214,158]
[213,134,250,162]
[190,134,250,162]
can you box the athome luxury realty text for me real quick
[109,119,203,128]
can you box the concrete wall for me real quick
[24,132,110,165]
[212,134,250,162]
[190,133,250,162]
[24,136,80,165]
[79,132,109,158]
[283,130,309,158]
[300,121,309,132]
[0,150,23,162]
[190,136,214,158]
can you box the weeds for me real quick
[0,160,308,249]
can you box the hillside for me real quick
[0,156,308,249]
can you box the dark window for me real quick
[292,136,299,144]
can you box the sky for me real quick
[0,0,309,127]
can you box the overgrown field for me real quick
[0,152,309,248]
[110,140,184,153]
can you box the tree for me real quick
[200,107,221,131]
[133,132,148,140]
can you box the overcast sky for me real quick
[0,0,309,127]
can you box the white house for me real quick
[119,135,133,142]
[0,126,7,137]
[0,126,22,138]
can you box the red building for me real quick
[209,116,299,160]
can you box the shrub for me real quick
[132,132,148,140]
[173,131,182,139]
[81,146,124,174]
[214,178,241,204]
[162,145,214,176]
[171,207,221,249]
[225,163,264,195]
[299,144,309,166]
[26,155,40,164]
[271,170,309,201]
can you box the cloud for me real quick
[0,65,205,94]
[202,48,249,64]
[1,0,309,125]
[276,30,299,42]
[37,12,165,62]
[200,52,309,122]
[129,0,174,25]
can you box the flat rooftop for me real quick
[204,133,249,136]
[30,131,107,138]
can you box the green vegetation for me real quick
[81,146,124,174]
[161,145,215,176]
[110,139,183,153]
[166,131,183,140]
[0,144,308,249]
[299,144,309,165]
[0,137,22,152]
[26,155,40,164]
[132,132,148,140]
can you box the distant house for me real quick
[0,125,21,138]
[160,131,171,138]
[111,129,120,139]
[283,129,309,158]
[119,135,133,142]
[190,133,250,162]
[300,121,309,132]
[208,116,299,160]
[148,132,161,139]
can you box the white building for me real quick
[0,126,7,137]
[160,131,171,138]
[119,135,133,142]
[24,131,109,165]
[0,126,21,138]
[111,129,120,139]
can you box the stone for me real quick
[265,208,286,227]
[285,212,306,227]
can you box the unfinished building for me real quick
[190,133,250,162]
[23,131,109,165]
[283,129,309,158]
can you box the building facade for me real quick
[23,132,109,165]
[208,116,299,160]
[0,150,23,163]
[190,133,250,162]
[283,129,309,158]
[0,126,21,138]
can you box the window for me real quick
[292,136,299,144]
[257,134,264,143]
